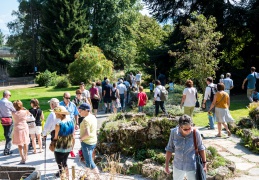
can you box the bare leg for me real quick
[93,109,97,117]
[217,122,222,136]
[18,145,25,161]
[36,134,42,152]
[222,123,231,136]
[23,144,28,161]
[30,134,37,153]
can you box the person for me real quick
[111,83,120,114]
[252,89,259,102]
[158,72,166,86]
[208,83,233,137]
[242,67,257,102]
[29,99,44,154]
[60,92,79,158]
[202,77,216,130]
[180,80,197,117]
[42,98,60,140]
[222,73,234,95]
[0,90,16,155]
[169,80,174,92]
[96,81,102,111]
[79,103,100,178]
[129,72,134,86]
[165,115,207,180]
[53,106,74,178]
[219,74,224,83]
[154,80,167,116]
[89,82,100,116]
[117,79,127,112]
[123,78,131,104]
[137,86,148,113]
[72,89,89,106]
[80,82,92,106]
[103,79,112,113]
[12,100,31,164]
[135,71,142,91]
[149,81,154,93]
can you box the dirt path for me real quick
[0,84,38,90]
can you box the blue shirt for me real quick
[149,83,154,90]
[253,92,259,101]
[247,73,256,89]
[59,101,79,121]
[165,127,205,171]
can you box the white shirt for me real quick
[223,77,233,90]
[42,111,59,136]
[204,83,216,100]
[82,89,90,98]
[135,73,142,81]
[183,87,197,107]
[154,85,164,101]
[117,83,127,94]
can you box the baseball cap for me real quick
[79,103,91,110]
[48,98,59,103]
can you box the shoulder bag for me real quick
[49,139,57,152]
[27,110,36,129]
[193,129,206,180]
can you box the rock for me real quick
[214,166,230,180]
[142,162,172,180]
[124,112,146,120]
[227,162,236,172]
[97,142,120,154]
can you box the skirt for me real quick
[215,107,234,123]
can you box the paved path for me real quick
[0,111,149,180]
[199,127,259,179]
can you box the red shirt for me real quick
[138,92,147,106]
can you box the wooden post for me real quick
[72,166,75,180]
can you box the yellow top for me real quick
[80,114,97,145]
[215,91,229,109]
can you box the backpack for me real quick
[111,88,117,100]
[158,86,168,101]
[209,85,217,101]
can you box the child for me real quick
[138,86,148,113]
[149,81,154,93]
[252,89,259,102]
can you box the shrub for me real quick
[35,70,57,87]
[55,75,71,88]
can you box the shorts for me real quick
[29,126,42,135]
[103,96,111,103]
[91,99,99,109]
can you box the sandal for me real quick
[227,131,231,136]
[215,134,222,137]
[33,151,37,154]
[19,160,25,164]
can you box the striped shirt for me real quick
[0,98,16,118]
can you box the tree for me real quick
[0,30,4,46]
[68,44,113,84]
[84,0,141,68]
[173,12,223,91]
[40,0,90,74]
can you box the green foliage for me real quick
[207,146,217,158]
[135,149,147,161]
[127,162,143,175]
[248,107,259,120]
[35,70,58,87]
[55,75,71,88]
[68,44,113,84]
[0,30,4,46]
[212,156,226,168]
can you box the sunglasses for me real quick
[181,127,191,131]
[76,93,81,95]
[64,97,71,100]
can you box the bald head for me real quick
[3,90,11,98]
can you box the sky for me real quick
[0,0,19,36]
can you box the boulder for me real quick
[214,166,231,180]
[141,162,172,180]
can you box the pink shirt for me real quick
[138,92,147,106]
[89,87,98,99]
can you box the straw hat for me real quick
[53,106,70,115]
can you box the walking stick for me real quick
[44,137,47,179]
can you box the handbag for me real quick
[27,110,37,129]
[49,139,57,152]
[26,114,35,122]
[1,117,12,126]
[28,122,36,129]
[193,129,206,180]
[94,94,100,100]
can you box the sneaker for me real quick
[55,171,60,178]
[105,108,108,113]
[4,151,13,156]
[70,151,76,158]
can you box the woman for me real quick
[180,80,197,117]
[29,99,44,153]
[12,100,31,164]
[89,82,100,116]
[208,83,233,137]
[96,81,102,111]
[72,89,88,125]
[79,103,100,178]
[154,80,167,116]
[111,83,120,114]
[53,106,74,178]
[137,86,148,113]
[165,115,207,179]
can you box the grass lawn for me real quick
[0,86,79,141]
[193,94,249,127]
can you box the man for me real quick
[60,92,79,157]
[222,73,234,95]
[242,67,257,102]
[202,77,216,130]
[42,98,60,140]
[123,77,131,103]
[103,79,112,113]
[135,71,142,91]
[117,79,127,112]
[158,72,166,86]
[80,82,91,106]
[0,90,16,155]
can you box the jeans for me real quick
[173,166,196,180]
[3,124,13,152]
[155,101,166,116]
[119,94,125,110]
[81,142,96,169]
[54,151,70,174]
[206,100,215,129]
[138,106,144,112]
